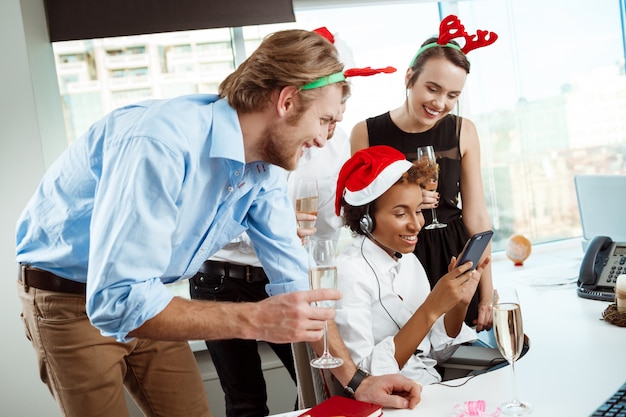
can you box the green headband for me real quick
[408,42,462,68]
[301,71,346,90]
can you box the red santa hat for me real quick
[335,145,413,215]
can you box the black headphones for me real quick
[359,204,375,234]
[359,203,403,260]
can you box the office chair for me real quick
[291,342,342,408]
[292,335,530,408]
[439,333,530,380]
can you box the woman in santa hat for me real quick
[334,145,490,385]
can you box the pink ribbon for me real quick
[453,400,500,416]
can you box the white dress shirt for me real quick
[210,126,350,268]
[335,236,477,385]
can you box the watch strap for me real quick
[343,368,369,398]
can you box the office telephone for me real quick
[577,235,623,301]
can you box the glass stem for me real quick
[431,208,439,224]
[322,320,329,356]
[510,360,521,405]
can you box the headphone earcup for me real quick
[359,213,375,234]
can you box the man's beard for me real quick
[257,104,312,170]
[257,120,299,171]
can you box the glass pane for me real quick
[52,28,238,145]
[293,1,626,249]
[450,1,626,247]
[51,1,626,249]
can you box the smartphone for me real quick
[457,230,494,270]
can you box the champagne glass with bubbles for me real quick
[308,238,343,369]
[492,287,533,416]
[416,146,447,229]
[295,177,319,246]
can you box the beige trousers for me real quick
[18,281,211,417]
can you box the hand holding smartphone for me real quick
[457,230,494,270]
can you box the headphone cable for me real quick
[360,237,402,330]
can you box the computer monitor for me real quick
[574,174,626,247]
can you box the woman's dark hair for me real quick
[406,37,471,89]
[341,159,436,236]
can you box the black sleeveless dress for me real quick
[366,112,479,325]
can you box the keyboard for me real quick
[591,381,626,416]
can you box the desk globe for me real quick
[506,235,532,266]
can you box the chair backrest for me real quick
[439,333,530,380]
[291,342,342,408]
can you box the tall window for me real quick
[51,0,626,250]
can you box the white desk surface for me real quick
[384,238,626,417]
[271,238,625,417]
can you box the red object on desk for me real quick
[298,395,383,417]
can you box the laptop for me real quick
[574,174,626,250]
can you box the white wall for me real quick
[0,0,66,415]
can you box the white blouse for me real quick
[335,236,477,385]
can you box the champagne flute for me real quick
[308,238,343,369]
[416,146,447,229]
[492,288,533,416]
[295,177,319,246]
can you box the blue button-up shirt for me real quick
[16,94,309,342]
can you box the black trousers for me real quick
[189,272,297,417]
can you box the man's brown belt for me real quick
[19,265,87,294]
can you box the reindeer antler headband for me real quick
[301,27,397,91]
[409,15,498,67]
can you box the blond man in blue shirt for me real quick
[16,29,420,417]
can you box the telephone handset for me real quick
[577,235,623,301]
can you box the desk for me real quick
[269,239,625,417]
[386,238,626,417]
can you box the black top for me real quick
[366,112,479,325]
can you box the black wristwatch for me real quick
[343,368,369,398]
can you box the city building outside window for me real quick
[50,0,626,250]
